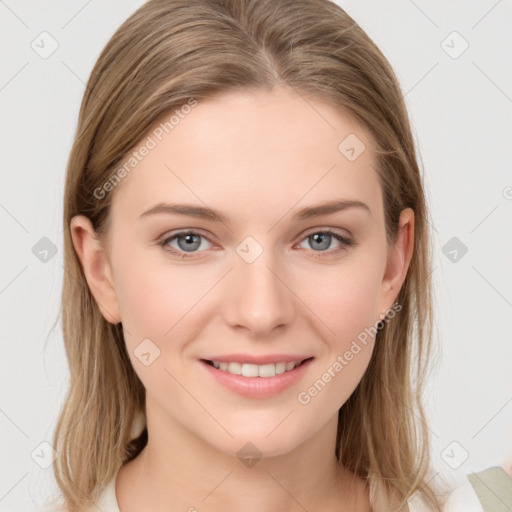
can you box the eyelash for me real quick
[158,229,355,260]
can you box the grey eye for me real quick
[175,233,203,252]
[308,232,334,251]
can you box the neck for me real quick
[116,397,369,512]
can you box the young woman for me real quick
[47,0,457,510]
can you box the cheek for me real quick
[294,254,384,342]
[294,264,381,412]
[112,258,210,396]
[112,247,218,349]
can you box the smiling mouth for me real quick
[201,357,313,378]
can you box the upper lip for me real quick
[201,354,313,365]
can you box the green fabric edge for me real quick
[467,466,512,512]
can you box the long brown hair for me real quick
[50,0,449,510]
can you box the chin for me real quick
[213,436,302,463]
[200,418,311,460]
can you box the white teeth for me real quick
[258,364,275,377]
[227,362,242,375]
[210,360,301,377]
[275,362,286,375]
[241,364,259,377]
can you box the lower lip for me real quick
[200,359,313,398]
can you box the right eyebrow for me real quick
[139,202,229,224]
[139,198,371,225]
[291,199,371,221]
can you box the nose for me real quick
[223,247,296,337]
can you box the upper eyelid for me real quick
[161,227,352,249]
[300,226,352,238]
[161,226,351,240]
[161,229,214,244]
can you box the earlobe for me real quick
[379,208,415,311]
[69,215,121,324]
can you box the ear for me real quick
[69,215,121,324]
[378,207,415,315]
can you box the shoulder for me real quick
[442,465,512,511]
[92,476,120,512]
[406,474,483,512]
[441,476,483,512]
[39,477,120,512]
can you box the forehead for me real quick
[111,86,382,227]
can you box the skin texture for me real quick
[70,85,414,512]
[505,453,512,479]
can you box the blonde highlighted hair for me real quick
[51,0,449,510]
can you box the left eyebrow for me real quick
[291,199,371,221]
[139,202,229,224]
[139,198,371,225]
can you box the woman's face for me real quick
[72,85,413,458]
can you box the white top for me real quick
[94,475,120,511]
[91,472,482,512]
[442,477,484,512]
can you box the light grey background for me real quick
[1,1,511,510]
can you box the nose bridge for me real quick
[223,237,295,335]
